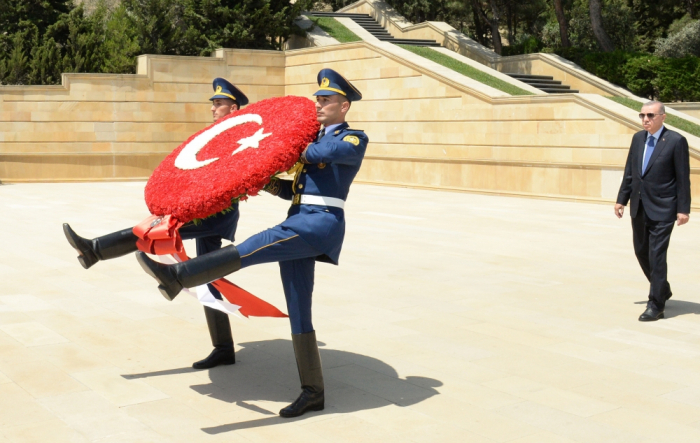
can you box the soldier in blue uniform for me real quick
[135,68,369,418]
[63,78,248,370]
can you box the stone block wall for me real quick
[285,44,700,207]
[0,49,285,182]
[2,42,699,209]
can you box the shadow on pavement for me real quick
[634,299,700,319]
[123,339,442,434]
[122,367,197,379]
[662,300,700,318]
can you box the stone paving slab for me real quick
[1,181,700,442]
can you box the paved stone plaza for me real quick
[1,181,700,442]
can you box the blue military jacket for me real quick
[271,122,368,264]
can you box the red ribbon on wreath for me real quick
[132,215,287,319]
[172,251,288,318]
[133,215,184,256]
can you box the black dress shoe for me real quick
[192,347,235,370]
[135,251,183,300]
[136,246,241,301]
[63,224,99,269]
[279,389,325,418]
[639,305,664,321]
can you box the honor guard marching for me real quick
[136,68,369,418]
[63,78,249,369]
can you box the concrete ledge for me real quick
[666,102,700,120]
[665,102,700,120]
[0,153,165,182]
[285,14,341,50]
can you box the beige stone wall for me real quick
[0,50,285,182]
[3,41,700,209]
[286,44,700,207]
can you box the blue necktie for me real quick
[316,128,325,142]
[642,136,656,173]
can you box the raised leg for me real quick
[63,224,138,269]
[136,245,241,300]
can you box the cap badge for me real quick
[321,78,330,88]
[215,85,223,93]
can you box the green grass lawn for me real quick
[397,45,533,96]
[309,17,361,43]
[607,96,700,138]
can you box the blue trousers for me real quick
[237,226,322,334]
[179,207,239,347]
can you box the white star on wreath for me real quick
[233,128,272,155]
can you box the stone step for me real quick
[389,40,442,47]
[525,82,570,89]
[506,73,555,81]
[541,88,579,93]
[310,12,371,18]
[505,73,578,94]
[516,78,562,85]
[310,12,442,48]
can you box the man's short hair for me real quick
[643,100,665,114]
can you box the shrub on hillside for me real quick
[550,47,700,102]
[654,18,700,58]
[501,35,544,56]
[624,55,700,102]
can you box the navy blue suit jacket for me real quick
[617,127,691,221]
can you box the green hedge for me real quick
[547,48,700,102]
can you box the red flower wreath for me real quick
[144,95,320,223]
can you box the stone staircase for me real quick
[311,12,441,47]
[506,73,579,94]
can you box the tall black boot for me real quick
[63,224,138,269]
[279,331,325,418]
[135,245,241,301]
[193,307,235,369]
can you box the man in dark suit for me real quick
[615,100,691,321]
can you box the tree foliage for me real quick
[654,16,700,58]
[375,0,699,54]
[366,0,699,99]
[0,0,313,85]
